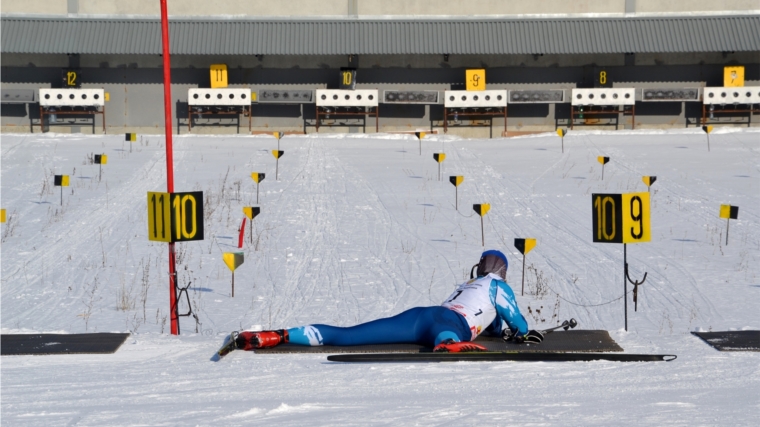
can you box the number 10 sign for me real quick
[147,191,204,243]
[592,192,650,244]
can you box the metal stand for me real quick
[37,106,106,133]
[701,104,757,127]
[188,105,252,132]
[176,280,199,333]
[443,107,507,138]
[315,106,379,133]
[623,243,648,330]
[570,105,635,130]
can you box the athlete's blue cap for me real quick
[477,250,508,280]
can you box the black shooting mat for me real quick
[1,333,130,356]
[692,331,760,351]
[255,330,622,354]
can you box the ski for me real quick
[211,331,239,361]
[327,352,676,363]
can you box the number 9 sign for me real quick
[592,192,650,244]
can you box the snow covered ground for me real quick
[1,128,758,425]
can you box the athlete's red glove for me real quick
[433,339,487,353]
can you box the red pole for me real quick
[160,0,179,335]
[238,218,246,248]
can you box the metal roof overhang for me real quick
[2,15,759,56]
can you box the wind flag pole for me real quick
[223,252,244,297]
[719,204,739,245]
[54,175,70,207]
[433,153,445,181]
[272,151,284,180]
[642,176,657,193]
[251,173,265,204]
[514,238,537,296]
[473,204,490,247]
[598,156,610,180]
[557,129,567,153]
[160,0,179,335]
[415,132,425,155]
[243,207,260,247]
[449,176,463,210]
[702,125,713,152]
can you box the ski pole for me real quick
[540,318,577,335]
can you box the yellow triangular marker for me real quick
[243,206,260,220]
[223,252,244,272]
[514,238,537,255]
[473,204,490,216]
[251,173,265,184]
[557,129,566,137]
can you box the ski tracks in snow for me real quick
[1,136,178,331]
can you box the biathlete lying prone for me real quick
[218,250,544,356]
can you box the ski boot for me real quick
[236,329,289,350]
[433,339,487,353]
[214,331,240,359]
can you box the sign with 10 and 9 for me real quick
[592,192,650,244]
[147,191,204,243]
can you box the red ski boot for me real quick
[236,330,289,350]
[433,339,487,353]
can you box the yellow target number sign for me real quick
[466,69,486,91]
[339,68,357,90]
[62,69,81,88]
[592,192,650,244]
[147,191,204,243]
[210,64,228,88]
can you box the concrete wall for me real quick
[635,0,760,13]
[2,0,757,17]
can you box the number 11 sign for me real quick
[147,191,204,243]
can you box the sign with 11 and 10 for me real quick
[592,192,651,244]
[147,191,204,243]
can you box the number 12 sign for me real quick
[592,192,650,244]
[147,191,204,243]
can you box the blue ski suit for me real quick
[287,273,529,347]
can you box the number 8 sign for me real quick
[592,192,650,244]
